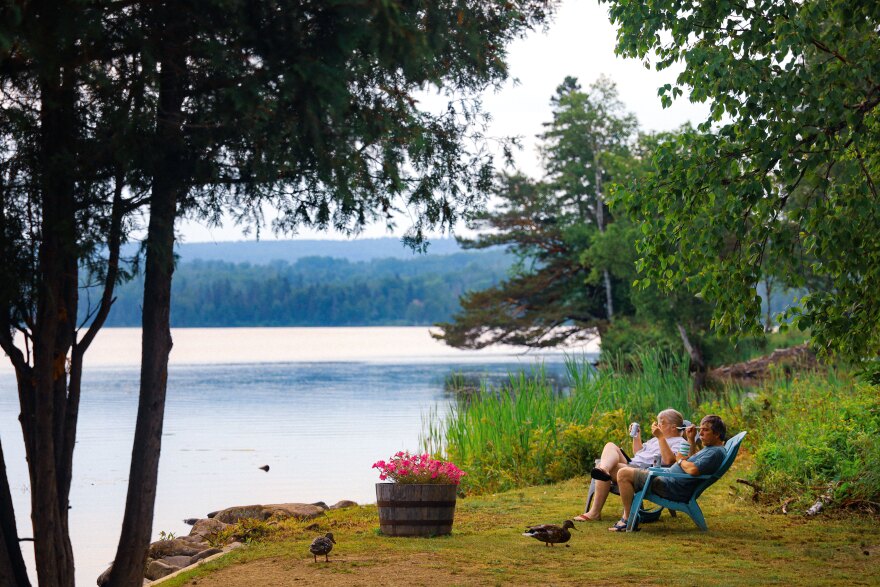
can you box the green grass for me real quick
[159,462,880,587]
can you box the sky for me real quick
[178,0,709,244]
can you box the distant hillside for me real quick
[91,246,513,327]
[162,237,468,265]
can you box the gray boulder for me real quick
[211,505,268,524]
[262,503,325,520]
[190,547,223,563]
[145,559,177,581]
[211,503,324,524]
[189,517,229,541]
[148,537,204,559]
[159,555,193,569]
[330,500,358,510]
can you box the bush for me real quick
[742,372,880,509]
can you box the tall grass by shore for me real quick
[424,348,880,510]
[422,351,733,495]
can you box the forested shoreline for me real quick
[89,250,512,327]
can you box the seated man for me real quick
[608,414,727,532]
[573,408,688,522]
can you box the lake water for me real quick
[0,327,597,585]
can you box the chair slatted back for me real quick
[690,430,747,501]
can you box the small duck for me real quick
[309,532,336,562]
[522,520,577,546]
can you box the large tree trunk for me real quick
[593,146,613,320]
[676,323,706,392]
[0,440,30,586]
[26,47,79,587]
[764,275,773,333]
[107,12,186,584]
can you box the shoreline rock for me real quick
[97,499,358,585]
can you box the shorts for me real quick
[632,468,668,497]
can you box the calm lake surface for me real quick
[0,327,597,585]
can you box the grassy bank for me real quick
[424,352,879,511]
[159,464,879,586]
[422,352,739,495]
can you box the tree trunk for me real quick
[593,145,613,320]
[676,323,706,392]
[26,47,78,587]
[107,12,186,584]
[764,275,773,333]
[0,440,30,586]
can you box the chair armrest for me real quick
[647,468,712,480]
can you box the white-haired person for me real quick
[573,408,688,522]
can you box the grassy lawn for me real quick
[160,457,879,586]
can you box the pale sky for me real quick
[178,0,709,244]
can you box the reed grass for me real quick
[421,350,734,494]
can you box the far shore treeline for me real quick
[84,247,512,327]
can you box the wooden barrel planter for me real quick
[375,483,457,536]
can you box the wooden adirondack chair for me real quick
[626,431,747,532]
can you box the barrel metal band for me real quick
[376,500,456,507]
[378,519,454,526]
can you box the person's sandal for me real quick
[572,513,599,522]
[608,518,628,532]
[590,467,612,482]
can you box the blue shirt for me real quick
[660,445,726,502]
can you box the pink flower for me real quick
[372,450,465,485]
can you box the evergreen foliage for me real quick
[97,252,512,327]
[437,173,608,348]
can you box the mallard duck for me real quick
[522,520,577,546]
[309,532,336,562]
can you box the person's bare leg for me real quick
[579,444,629,521]
[580,480,611,519]
[614,467,636,527]
[596,442,628,477]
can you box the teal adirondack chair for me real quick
[626,431,747,532]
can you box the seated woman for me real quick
[573,408,688,522]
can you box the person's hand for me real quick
[685,425,697,443]
[651,421,663,438]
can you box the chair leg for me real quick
[627,489,647,532]
[687,503,708,531]
[585,478,596,513]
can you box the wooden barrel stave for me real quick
[375,483,457,536]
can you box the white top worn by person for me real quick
[629,433,688,468]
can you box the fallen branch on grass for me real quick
[736,478,761,501]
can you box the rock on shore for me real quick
[97,499,358,585]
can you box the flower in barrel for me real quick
[372,451,465,485]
